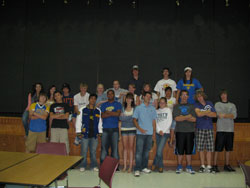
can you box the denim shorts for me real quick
[121,130,136,136]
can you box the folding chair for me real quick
[70,156,119,188]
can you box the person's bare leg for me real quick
[199,151,205,166]
[122,135,128,172]
[128,135,135,173]
[214,152,218,166]
[207,151,212,166]
[186,155,192,166]
[225,151,230,165]
[177,155,183,165]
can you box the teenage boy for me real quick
[75,94,103,172]
[105,80,128,104]
[173,90,196,174]
[154,67,177,98]
[194,90,217,173]
[74,83,90,116]
[213,90,237,172]
[133,92,157,177]
[62,83,74,121]
[100,90,122,163]
[26,93,49,153]
[50,91,70,154]
[127,65,144,96]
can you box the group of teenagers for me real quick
[22,65,237,177]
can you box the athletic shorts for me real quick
[175,132,194,155]
[196,129,214,152]
[215,132,234,152]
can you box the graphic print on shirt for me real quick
[183,83,195,90]
[34,105,46,115]
[54,107,65,114]
[200,105,212,112]
[162,83,170,91]
[63,97,73,107]
[157,113,168,123]
[106,106,114,112]
[179,105,189,115]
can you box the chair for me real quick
[70,156,119,188]
[239,162,250,188]
[36,142,67,155]
[98,156,119,188]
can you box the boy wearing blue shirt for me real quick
[75,94,103,172]
[100,90,122,163]
[26,93,49,153]
[133,92,157,177]
[194,90,217,173]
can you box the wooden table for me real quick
[0,151,38,171]
[0,152,82,186]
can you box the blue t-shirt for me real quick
[194,101,216,130]
[101,101,122,129]
[29,103,48,132]
[132,103,157,135]
[177,78,202,104]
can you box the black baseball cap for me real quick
[61,83,71,92]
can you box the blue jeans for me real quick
[134,134,152,171]
[22,110,29,136]
[100,128,119,163]
[153,133,170,168]
[80,137,98,168]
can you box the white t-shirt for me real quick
[74,92,90,110]
[156,107,173,134]
[166,97,176,112]
[154,79,177,98]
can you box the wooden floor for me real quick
[0,116,250,166]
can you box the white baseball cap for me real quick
[184,67,192,72]
[132,65,139,70]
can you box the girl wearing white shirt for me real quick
[152,97,172,173]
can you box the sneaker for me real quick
[134,170,140,177]
[199,166,206,173]
[212,165,220,173]
[206,166,213,173]
[176,165,183,174]
[224,165,236,172]
[186,166,195,174]
[142,168,151,174]
[158,167,163,173]
[79,167,85,172]
[93,167,99,172]
[74,136,82,146]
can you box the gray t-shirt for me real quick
[215,102,237,132]
[173,103,196,132]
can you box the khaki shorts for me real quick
[50,128,69,154]
[26,131,46,152]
